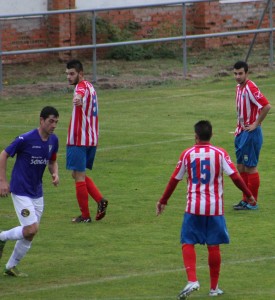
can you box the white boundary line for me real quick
[2,256,275,297]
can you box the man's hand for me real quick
[156,201,166,216]
[0,179,10,197]
[52,173,59,186]
[73,94,83,106]
[246,195,256,205]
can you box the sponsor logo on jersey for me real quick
[21,209,30,217]
[30,157,48,165]
[32,145,41,149]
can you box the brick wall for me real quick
[0,0,274,63]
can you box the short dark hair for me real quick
[194,120,212,141]
[40,106,59,119]
[234,61,248,73]
[66,59,83,72]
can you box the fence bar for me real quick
[1,27,274,57]
[0,0,217,19]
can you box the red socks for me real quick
[75,178,103,218]
[85,176,103,202]
[247,173,260,202]
[208,245,221,290]
[182,244,197,282]
[240,172,248,201]
[241,172,260,203]
[182,244,221,290]
[75,181,90,219]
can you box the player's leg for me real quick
[2,194,42,277]
[67,146,91,222]
[207,245,223,295]
[244,127,263,205]
[233,132,250,208]
[177,213,202,299]
[206,216,229,296]
[85,146,108,221]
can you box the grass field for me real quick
[0,68,274,299]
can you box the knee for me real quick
[23,223,39,241]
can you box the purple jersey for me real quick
[5,129,59,198]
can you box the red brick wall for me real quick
[0,0,274,63]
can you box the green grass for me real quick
[0,71,274,300]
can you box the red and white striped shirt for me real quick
[67,80,99,146]
[235,79,269,136]
[172,143,237,216]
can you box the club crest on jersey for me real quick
[225,155,232,164]
[176,160,182,169]
[49,145,52,152]
[21,209,30,217]
[253,91,263,100]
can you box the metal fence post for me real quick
[92,10,97,83]
[269,0,273,68]
[0,24,2,93]
[182,3,187,78]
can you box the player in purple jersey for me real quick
[0,106,59,277]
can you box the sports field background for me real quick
[0,57,274,299]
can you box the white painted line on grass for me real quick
[2,256,275,298]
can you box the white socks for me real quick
[0,226,24,241]
[6,239,32,269]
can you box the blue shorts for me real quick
[180,212,230,245]
[66,146,97,172]
[235,126,263,167]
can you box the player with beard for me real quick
[232,61,271,210]
[65,59,108,223]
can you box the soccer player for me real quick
[0,106,59,277]
[65,59,108,223]
[156,120,255,299]
[232,61,271,210]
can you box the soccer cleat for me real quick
[96,198,108,221]
[209,288,224,296]
[4,266,28,277]
[0,235,6,259]
[246,203,259,210]
[233,200,247,209]
[71,215,92,223]
[177,281,200,300]
[234,202,258,210]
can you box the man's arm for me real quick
[156,177,179,216]
[0,150,10,197]
[230,172,255,204]
[246,103,271,131]
[48,160,59,186]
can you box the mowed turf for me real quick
[0,74,274,300]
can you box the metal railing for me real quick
[0,0,274,91]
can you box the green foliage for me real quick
[95,17,182,61]
[0,72,274,299]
